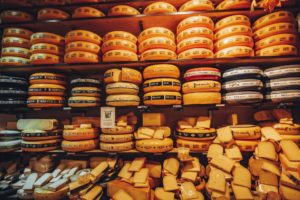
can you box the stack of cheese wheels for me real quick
[104,68,141,106]
[177,15,214,60]
[135,113,173,153]
[253,11,298,57]
[100,112,136,152]
[0,75,28,108]
[143,2,177,14]
[102,31,138,62]
[17,119,62,152]
[223,66,264,104]
[183,67,221,105]
[72,6,105,18]
[143,64,181,106]
[108,5,140,16]
[264,65,300,103]
[62,124,99,152]
[216,0,251,10]
[179,0,214,11]
[1,27,32,66]
[0,129,21,152]
[27,72,66,108]
[139,27,177,61]
[37,8,70,21]
[64,30,101,63]
[30,32,64,65]
[68,77,101,108]
[0,10,33,23]
[214,15,254,58]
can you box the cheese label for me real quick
[223,79,263,89]
[144,95,182,101]
[271,92,300,99]
[223,68,263,77]
[27,99,64,104]
[21,141,60,148]
[177,27,213,42]
[269,79,300,87]
[265,65,300,77]
[21,131,60,137]
[224,93,263,100]
[101,107,115,128]
[143,81,180,88]
[184,70,220,77]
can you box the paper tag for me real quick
[100,107,115,128]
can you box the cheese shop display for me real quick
[0,129,21,152]
[37,8,70,21]
[143,2,177,14]
[72,6,105,18]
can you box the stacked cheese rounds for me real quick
[223,66,264,104]
[72,6,105,18]
[0,10,33,23]
[102,31,138,62]
[68,77,101,108]
[104,68,141,106]
[37,8,70,21]
[62,124,99,152]
[143,2,177,14]
[27,72,66,108]
[216,0,251,10]
[177,15,214,60]
[183,67,221,105]
[253,11,298,57]
[264,65,300,103]
[214,15,254,58]
[1,27,32,66]
[30,32,64,65]
[108,5,140,16]
[64,30,101,63]
[139,27,177,61]
[0,129,21,152]
[179,0,214,11]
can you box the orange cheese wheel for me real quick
[28,84,65,96]
[65,30,101,45]
[253,23,296,42]
[72,7,105,18]
[65,41,100,54]
[68,96,100,107]
[140,49,177,61]
[214,35,253,52]
[177,37,213,53]
[108,5,140,16]
[176,27,214,43]
[0,10,33,23]
[143,64,180,79]
[143,91,182,105]
[255,34,298,51]
[30,43,63,55]
[102,50,138,62]
[30,53,60,65]
[1,47,30,58]
[256,45,298,57]
[177,16,214,34]
[2,37,30,48]
[31,32,64,46]
[102,39,137,54]
[215,46,254,58]
[63,128,98,141]
[179,0,214,12]
[21,139,61,152]
[64,51,98,63]
[61,139,98,152]
[178,48,214,60]
[0,56,29,66]
[216,0,251,10]
[138,27,175,43]
[27,96,64,108]
[37,8,70,21]
[143,2,177,14]
[3,27,33,40]
[29,72,66,85]
[215,15,250,31]
[214,25,252,41]
[103,31,137,43]
[143,78,181,92]
[139,37,176,53]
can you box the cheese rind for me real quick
[104,31,137,43]
[144,91,182,105]
[143,78,180,92]
[65,41,100,54]
[136,138,173,153]
[31,32,64,46]
[143,64,179,79]
[143,2,177,15]
[106,82,139,95]
[256,45,297,57]
[72,6,105,18]
[65,30,101,45]
[254,22,296,41]
[100,141,134,152]
[138,27,175,43]
[215,25,252,41]
[106,94,140,106]
[37,8,70,20]
[215,15,250,31]
[177,16,214,34]
[179,0,214,12]
[102,39,137,54]
[176,139,211,151]
[183,92,221,105]
[3,27,33,39]
[103,50,138,62]
[61,139,98,152]
[108,5,140,16]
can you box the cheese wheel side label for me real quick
[224,93,263,100]
[269,79,300,87]
[30,76,65,81]
[22,132,60,137]
[265,68,300,76]
[224,80,263,89]
[176,132,217,138]
[143,81,180,88]
[22,142,60,148]
[185,71,221,77]
[271,92,300,99]
[144,95,182,100]
[223,69,263,77]
[27,99,64,104]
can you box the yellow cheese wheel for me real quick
[100,141,134,152]
[104,69,121,83]
[143,91,182,105]
[255,34,298,51]
[216,0,251,10]
[143,64,180,79]
[176,128,216,141]
[138,27,175,43]
[27,96,64,108]
[101,125,135,134]
[235,140,258,152]
[65,30,101,45]
[182,80,221,93]
[215,15,250,31]
[62,139,98,152]
[64,51,98,63]
[103,68,142,84]
[30,53,60,65]
[177,16,214,34]
[72,87,101,97]
[108,5,140,16]
[140,49,177,61]
[29,72,66,85]
[136,138,173,153]
[215,46,254,58]
[102,39,137,54]
[0,10,33,23]
[176,27,214,43]
[2,37,30,48]
[280,134,300,143]
[106,82,139,95]
[214,35,253,52]
[21,139,61,152]
[63,128,98,141]
[99,134,134,143]
[176,138,211,151]
[183,92,221,105]
[143,78,181,92]
[72,6,105,18]
[65,41,100,54]
[34,186,68,200]
[28,84,65,96]
[104,31,137,43]
[179,0,214,12]
[177,37,214,53]
[214,25,252,41]
[68,96,100,107]
[31,32,64,46]
[30,43,63,55]
[3,27,33,39]
[1,47,30,58]
[102,50,138,62]
[37,8,70,20]
[139,37,176,53]
[256,45,298,57]
[253,23,296,41]
[178,48,214,60]
[106,94,140,106]
[0,56,29,66]
[143,2,177,14]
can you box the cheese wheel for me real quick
[0,87,27,97]
[280,134,300,143]
[0,75,27,88]
[214,25,252,41]
[104,69,121,83]
[70,78,101,87]
[178,48,214,59]
[140,49,177,61]
[103,50,138,62]
[0,10,33,23]
[34,186,68,200]
[184,67,221,81]
[273,123,300,135]
[122,67,142,84]
[104,31,137,43]
[179,0,214,12]
[28,84,65,96]
[1,47,30,58]
[0,56,29,66]
[0,97,27,107]
[267,90,300,103]
[139,37,176,53]
[31,32,64,46]
[230,125,261,140]
[255,45,297,57]
[177,37,214,53]
[176,139,211,151]
[138,27,175,43]
[99,134,133,143]
[176,128,217,141]
[183,92,221,105]
[72,7,105,18]
[72,87,101,97]
[215,15,250,32]
[30,53,60,65]
[21,139,61,152]
[223,66,263,81]
[223,91,263,104]
[143,64,180,79]
[235,140,258,152]
[255,34,298,51]
[214,35,253,52]
[30,43,63,55]
[264,65,300,79]
[2,37,30,48]
[106,94,140,106]
[215,46,254,58]
[216,0,251,10]
[27,96,64,108]
[65,30,101,45]
[177,16,214,34]
[253,23,296,41]
[64,51,98,63]
[68,96,100,107]
[176,27,214,43]
[62,139,98,152]
[143,91,182,105]
[0,140,21,151]
[21,129,61,141]
[36,0,66,5]
[108,5,140,16]
[3,27,33,39]
[101,125,135,134]
[100,141,134,152]
[182,80,221,93]
[63,128,98,141]
[143,2,177,14]
[0,130,20,140]
[29,72,66,85]
[266,77,300,91]
[102,39,137,54]
[37,8,70,20]
[106,82,139,95]
[223,79,263,92]
[136,138,173,153]
[143,78,180,92]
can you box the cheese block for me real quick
[0,10,33,23]
[210,154,235,173]
[136,138,173,153]
[61,139,98,152]
[217,0,251,10]
[182,80,221,93]
[179,0,214,11]
[0,130,20,140]
[231,184,253,200]
[230,125,261,140]
[256,45,297,57]
[143,64,179,79]
[235,140,259,152]
[154,188,174,200]
[103,50,138,62]
[63,127,98,141]
[142,113,166,127]
[233,166,251,188]
[37,8,69,20]
[68,96,100,107]
[65,30,101,45]
[106,94,140,106]
[100,141,134,152]
[176,139,211,151]
[267,90,300,103]
[28,84,65,96]
[280,140,300,161]
[72,87,101,97]
[177,37,214,53]
[21,129,61,141]
[99,134,133,143]
[71,78,101,87]
[143,2,176,14]
[223,79,263,92]
[103,68,141,85]
[208,169,226,193]
[143,91,182,105]
[177,16,214,34]
[34,186,68,200]
[266,77,300,91]
[214,25,252,41]
[31,32,64,46]
[27,96,64,108]
[223,66,263,81]
[215,15,250,32]
[106,82,139,95]
[215,46,254,58]
[176,27,214,43]
[225,145,242,160]
[264,65,300,79]
[178,48,214,59]
[140,48,177,61]
[183,92,221,105]
[281,172,300,190]
[113,189,133,200]
[65,41,100,54]
[143,78,180,93]
[108,5,140,16]
[17,119,58,131]
[1,47,30,58]
[184,67,221,81]
[223,91,263,104]
[255,34,297,51]
[176,128,216,140]
[29,72,66,85]
[30,43,63,56]
[30,53,60,65]
[21,139,61,152]
[72,7,105,18]
[64,51,98,63]
[280,153,300,171]
[274,123,300,135]
[138,27,175,43]
[254,23,296,41]
[2,37,30,48]
[280,184,300,200]
[104,31,137,43]
[207,144,223,160]
[256,141,277,161]
[102,39,137,54]
[0,87,27,97]
[0,56,30,66]
[101,125,135,134]
[3,27,33,39]
[139,37,176,53]
[214,35,254,52]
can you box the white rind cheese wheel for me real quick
[104,31,137,43]
[65,30,101,45]
[63,128,98,141]
[143,91,182,105]
[68,96,100,107]
[0,56,29,66]
[214,35,254,52]
[106,82,139,95]
[255,34,298,51]
[37,8,70,20]
[102,39,137,54]
[143,64,180,79]
[143,78,181,92]
[140,49,177,61]
[108,5,140,16]
[72,87,101,97]
[101,125,135,134]
[21,139,61,152]
[214,25,252,41]
[99,134,134,143]
[256,45,297,57]
[62,139,98,152]
[30,43,63,55]
[3,27,33,39]
[72,6,105,18]
[182,80,221,93]
[176,139,211,151]
[64,51,98,63]
[136,138,173,153]
[65,41,100,54]
[0,10,33,23]
[139,37,176,53]
[106,94,140,106]
[2,37,30,48]
[138,27,175,43]
[177,16,214,34]
[215,46,254,58]
[27,96,64,108]
[177,37,213,53]
[183,92,221,105]
[28,84,65,96]
[1,47,30,58]
[179,0,214,12]
[253,23,296,41]
[216,0,251,10]
[215,15,250,32]
[30,53,60,65]
[178,48,214,60]
[31,32,64,46]
[176,27,214,43]
[100,141,134,152]
[103,50,138,62]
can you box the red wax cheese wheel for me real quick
[256,45,298,57]
[31,32,64,46]
[177,16,214,34]
[1,47,31,58]
[215,15,250,32]
[102,39,137,54]
[30,53,60,65]
[64,51,98,63]
[108,5,140,16]
[140,49,177,61]
[65,41,100,54]
[0,10,33,23]
[103,31,137,43]
[27,96,64,108]
[177,37,214,53]
[28,84,66,96]
[255,34,298,51]
[184,67,221,81]
[253,23,296,42]
[143,2,177,14]
[2,37,30,48]
[216,0,251,10]
[29,72,66,85]
[176,27,214,43]
[37,8,70,20]
[61,139,98,152]
[177,48,214,60]
[103,50,138,62]
[65,30,101,45]
[3,27,33,39]
[214,35,254,52]
[139,37,176,53]
[214,25,252,41]
[30,43,64,55]
[215,46,254,58]
[72,7,105,18]
[138,27,175,43]
[179,0,214,12]
[0,56,29,66]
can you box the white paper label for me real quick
[223,68,263,77]
[270,79,300,87]
[271,92,300,99]
[265,67,300,77]
[185,70,220,77]
[225,93,263,100]
[224,80,262,89]
[100,107,115,128]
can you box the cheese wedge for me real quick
[280,173,300,190]
[233,166,251,189]
[279,153,300,171]
[217,126,233,143]
[195,116,211,128]
[23,173,38,191]
[181,171,198,182]
[210,154,235,173]
[261,127,282,141]
[225,145,242,161]
[208,169,226,193]
[180,182,199,200]
[163,175,178,191]
[207,144,223,160]
[133,168,149,183]
[259,171,278,186]
[154,187,174,200]
[261,161,280,176]
[257,142,277,161]
[118,163,133,180]
[163,158,179,175]
[231,184,254,200]
[145,162,161,178]
[129,157,146,172]
[280,140,300,161]
[280,184,300,200]
[90,162,108,183]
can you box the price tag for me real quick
[100,107,115,128]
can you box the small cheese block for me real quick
[154,187,174,200]
[48,179,68,192]
[280,184,300,200]
[145,162,161,178]
[23,173,38,191]
[225,145,242,161]
[280,140,300,161]
[261,127,282,142]
[129,157,146,172]
[163,175,178,191]
[163,158,179,175]
[183,157,201,172]
[118,163,133,180]
[133,168,149,184]
[208,169,226,193]
[279,153,300,172]
[178,120,193,129]
[259,171,278,186]
[207,144,223,160]
[195,116,210,128]
[233,166,251,189]
[257,141,277,161]
[81,185,102,200]
[34,173,52,187]
[143,113,166,127]
[209,165,232,181]
[181,171,197,182]
[113,189,133,200]
[217,126,233,143]
[261,161,280,176]
[180,182,199,200]
[231,184,254,200]
[153,129,164,139]
[90,161,108,183]
[210,154,235,173]
[137,127,155,137]
[211,183,230,199]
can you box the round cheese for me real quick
[0,56,29,66]
[103,50,138,62]
[183,92,221,105]
[103,31,137,43]
[144,91,181,105]
[143,78,180,93]
[2,37,30,48]
[30,53,60,65]
[0,75,27,88]
[264,65,300,79]
[31,32,64,46]
[136,138,173,153]
[223,66,263,81]
[177,37,214,53]
[178,48,213,59]
[34,186,68,200]
[72,7,105,18]
[37,8,70,20]
[255,34,298,51]
[100,141,134,152]
[70,78,101,87]
[62,139,98,152]
[65,30,101,45]
[143,64,180,79]
[0,87,27,97]
[21,139,61,152]
[106,94,140,106]
[176,27,214,43]
[267,90,300,103]
[182,80,221,93]
[3,27,33,39]
[214,25,252,41]
[177,16,214,34]
[29,72,66,85]
[30,43,63,55]
[102,39,137,54]
[266,77,300,91]
[235,140,258,152]
[216,0,251,10]
[63,128,98,141]
[256,45,297,57]
[27,96,64,108]
[21,129,61,141]
[179,0,214,11]
[0,130,20,140]
[280,134,300,143]
[1,47,30,58]
[140,49,177,61]
[99,134,134,143]
[0,10,33,23]
[143,2,177,14]
[176,139,211,151]
[36,0,66,5]
[139,37,176,53]
[176,128,216,141]
[28,84,65,96]
[0,140,21,151]
[108,5,140,16]
[184,67,221,81]
[253,23,296,41]
[101,125,135,134]
[72,87,101,97]
[215,15,250,32]
[138,27,175,43]
[214,35,253,52]
[230,125,261,140]
[68,96,100,107]
[215,46,254,58]
[106,82,139,95]
[65,41,100,54]
[223,91,263,104]
[0,97,26,107]
[223,79,263,92]
[64,51,98,63]
[273,123,300,135]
